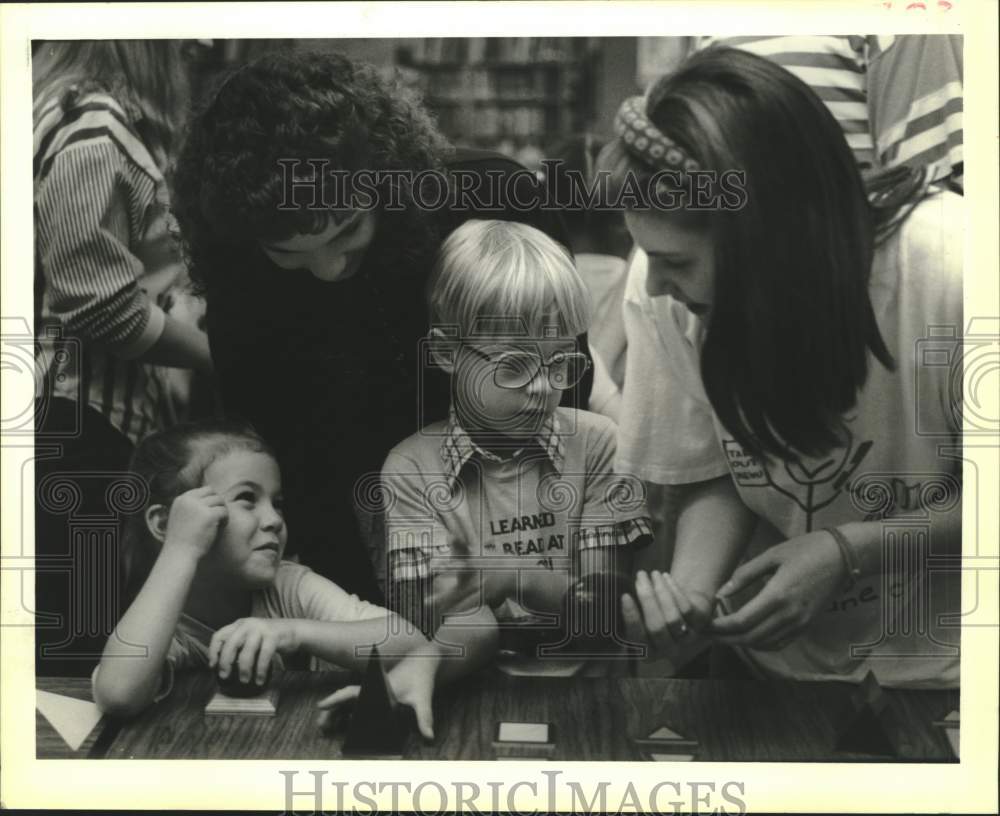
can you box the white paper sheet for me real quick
[36,690,103,752]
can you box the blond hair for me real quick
[428,220,591,339]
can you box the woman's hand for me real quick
[162,486,227,560]
[621,569,715,661]
[315,647,441,740]
[208,617,299,685]
[710,530,847,650]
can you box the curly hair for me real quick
[173,49,452,293]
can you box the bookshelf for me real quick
[395,38,595,157]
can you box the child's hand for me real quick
[316,647,440,740]
[163,486,227,559]
[621,570,715,660]
[208,618,299,685]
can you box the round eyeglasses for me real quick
[466,347,591,391]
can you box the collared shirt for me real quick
[439,408,565,489]
[379,407,652,586]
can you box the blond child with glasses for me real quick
[378,219,652,675]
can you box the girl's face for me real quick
[200,449,287,588]
[625,208,715,317]
[259,211,378,283]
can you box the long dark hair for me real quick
[601,47,913,458]
[172,49,452,295]
[32,40,190,170]
[120,419,275,606]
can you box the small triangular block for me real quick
[835,673,898,757]
[342,646,413,756]
[835,703,897,756]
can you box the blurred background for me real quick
[95,37,692,170]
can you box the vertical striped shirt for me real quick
[695,35,963,187]
[34,90,186,443]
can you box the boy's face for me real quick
[200,449,287,589]
[451,334,582,439]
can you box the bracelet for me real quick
[825,526,862,590]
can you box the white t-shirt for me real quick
[617,189,962,688]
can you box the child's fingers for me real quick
[216,626,248,679]
[660,572,703,621]
[317,685,360,710]
[650,570,689,640]
[409,699,435,741]
[633,571,671,646]
[237,629,262,683]
[208,623,236,669]
[255,639,277,685]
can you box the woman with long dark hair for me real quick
[33,40,211,675]
[602,48,961,687]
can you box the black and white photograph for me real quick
[2,2,997,813]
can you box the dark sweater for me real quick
[205,150,592,601]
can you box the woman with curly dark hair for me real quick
[173,50,585,602]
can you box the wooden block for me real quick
[204,685,280,717]
[493,721,555,759]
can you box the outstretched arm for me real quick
[312,605,499,739]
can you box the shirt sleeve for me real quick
[380,450,455,584]
[35,138,166,358]
[616,249,730,484]
[866,34,963,188]
[293,566,390,623]
[570,413,652,553]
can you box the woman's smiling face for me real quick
[259,211,378,283]
[625,208,716,317]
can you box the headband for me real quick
[613,95,700,174]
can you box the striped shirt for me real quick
[696,35,963,186]
[34,90,186,443]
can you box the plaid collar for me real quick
[440,408,564,487]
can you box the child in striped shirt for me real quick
[33,41,212,675]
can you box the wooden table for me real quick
[61,670,956,761]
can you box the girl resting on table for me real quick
[93,419,497,730]
[600,47,961,688]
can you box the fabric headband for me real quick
[613,95,701,174]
